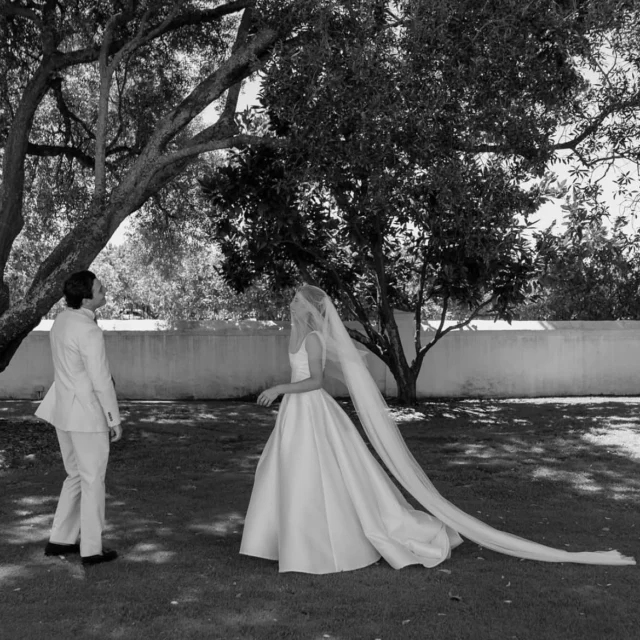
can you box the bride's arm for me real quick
[257,333,324,407]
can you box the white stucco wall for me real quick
[2,316,640,400]
[387,314,640,398]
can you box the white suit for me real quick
[36,307,120,556]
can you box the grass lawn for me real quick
[1,397,638,640]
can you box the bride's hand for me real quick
[257,386,281,407]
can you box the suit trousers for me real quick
[49,429,110,557]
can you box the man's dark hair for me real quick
[63,270,96,309]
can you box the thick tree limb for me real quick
[26,143,95,168]
[144,26,281,157]
[0,57,57,287]
[158,134,286,167]
[45,3,251,69]
[95,12,128,205]
[221,6,255,121]
[0,3,41,24]
[163,1,253,31]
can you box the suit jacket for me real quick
[35,308,120,432]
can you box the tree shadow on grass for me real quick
[392,398,640,500]
[1,398,639,640]
[379,398,640,555]
[2,397,639,535]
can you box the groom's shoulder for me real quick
[53,308,95,331]
[52,308,73,326]
[54,308,80,322]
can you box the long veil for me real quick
[292,285,635,566]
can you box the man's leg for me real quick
[49,428,81,546]
[69,431,110,558]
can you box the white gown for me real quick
[240,338,635,573]
[240,338,465,573]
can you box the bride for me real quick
[239,285,635,573]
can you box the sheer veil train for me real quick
[292,285,635,566]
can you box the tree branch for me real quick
[0,56,58,288]
[157,134,285,167]
[48,2,251,71]
[41,0,59,54]
[454,96,640,158]
[153,1,253,34]
[414,295,497,372]
[94,12,126,206]
[108,6,176,73]
[339,283,389,363]
[26,142,95,168]
[553,110,618,152]
[221,6,255,121]
[0,3,41,24]
[413,250,429,358]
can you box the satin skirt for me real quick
[240,389,463,574]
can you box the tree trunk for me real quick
[0,278,62,372]
[0,324,39,373]
[379,307,419,405]
[391,362,418,406]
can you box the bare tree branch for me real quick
[415,295,497,370]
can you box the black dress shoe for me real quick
[44,542,80,556]
[81,548,118,566]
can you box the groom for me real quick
[35,270,122,566]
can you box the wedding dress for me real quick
[239,286,635,573]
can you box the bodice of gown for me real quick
[289,333,326,383]
[289,343,311,383]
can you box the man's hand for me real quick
[257,387,281,407]
[109,423,123,442]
